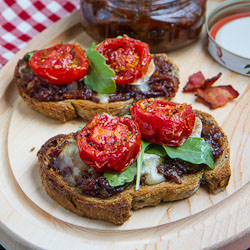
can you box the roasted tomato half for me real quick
[29,43,89,85]
[77,113,141,173]
[131,99,195,146]
[96,35,152,85]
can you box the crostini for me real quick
[38,99,230,225]
[15,35,179,122]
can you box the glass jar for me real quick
[80,0,207,53]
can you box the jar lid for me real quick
[206,0,250,76]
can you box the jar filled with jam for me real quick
[80,0,207,52]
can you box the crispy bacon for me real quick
[195,85,239,109]
[204,72,222,88]
[183,71,205,92]
[183,70,239,109]
[183,71,222,92]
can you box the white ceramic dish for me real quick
[206,0,250,76]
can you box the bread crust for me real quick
[15,54,179,122]
[37,111,231,225]
[194,110,231,193]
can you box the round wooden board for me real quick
[1,1,250,249]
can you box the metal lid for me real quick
[206,0,250,76]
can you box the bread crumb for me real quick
[30,147,35,152]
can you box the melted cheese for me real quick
[137,83,150,92]
[57,139,90,185]
[141,153,165,185]
[130,59,155,85]
[190,117,203,138]
[96,93,110,104]
[18,63,27,74]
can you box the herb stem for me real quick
[136,140,150,191]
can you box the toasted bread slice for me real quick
[15,53,179,122]
[37,111,230,225]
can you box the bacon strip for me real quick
[183,71,222,92]
[204,72,222,88]
[183,71,205,92]
[195,85,239,109]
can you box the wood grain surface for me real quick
[0,1,250,249]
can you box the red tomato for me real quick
[96,35,152,85]
[77,113,141,173]
[130,99,195,146]
[29,43,89,85]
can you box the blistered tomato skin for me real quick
[96,35,152,85]
[29,43,89,85]
[131,99,195,146]
[76,113,141,173]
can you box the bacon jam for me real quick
[15,54,179,103]
[80,0,206,52]
[47,115,225,199]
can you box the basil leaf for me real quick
[85,43,116,94]
[77,125,85,132]
[163,137,214,169]
[135,140,151,190]
[26,52,34,61]
[104,139,151,189]
[146,143,166,157]
[104,162,136,187]
[123,114,131,119]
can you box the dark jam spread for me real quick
[80,0,206,52]
[48,138,134,199]
[157,158,201,184]
[49,117,224,199]
[201,118,224,160]
[15,55,179,103]
[74,170,133,198]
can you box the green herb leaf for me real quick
[162,137,214,169]
[77,125,85,132]
[123,114,132,119]
[146,143,166,157]
[26,52,34,61]
[116,35,123,38]
[104,162,136,187]
[244,64,250,69]
[85,43,116,94]
[135,140,151,190]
